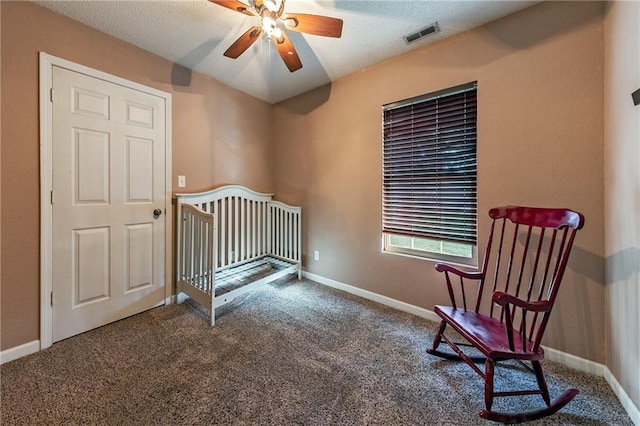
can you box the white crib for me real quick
[176,185,302,325]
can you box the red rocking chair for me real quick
[428,206,585,423]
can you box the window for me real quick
[382,82,477,264]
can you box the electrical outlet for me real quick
[178,175,186,188]
[314,250,320,261]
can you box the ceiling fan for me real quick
[209,0,343,72]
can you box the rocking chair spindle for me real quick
[427,206,584,423]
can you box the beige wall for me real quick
[604,0,640,410]
[0,1,274,350]
[273,1,606,362]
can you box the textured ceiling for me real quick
[37,0,538,104]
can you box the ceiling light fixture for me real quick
[261,16,282,39]
[210,0,343,72]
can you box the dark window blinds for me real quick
[382,82,477,245]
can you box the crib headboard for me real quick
[176,185,302,270]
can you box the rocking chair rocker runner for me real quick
[428,206,584,423]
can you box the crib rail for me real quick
[176,201,217,297]
[269,201,302,265]
[176,185,302,273]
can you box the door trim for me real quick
[39,52,173,349]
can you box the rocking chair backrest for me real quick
[476,206,584,352]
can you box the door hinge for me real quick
[50,291,54,306]
[50,190,54,204]
[50,88,54,102]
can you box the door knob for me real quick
[153,208,162,217]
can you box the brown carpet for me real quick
[0,277,632,425]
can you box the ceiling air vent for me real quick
[404,22,439,45]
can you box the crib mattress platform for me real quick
[215,256,296,296]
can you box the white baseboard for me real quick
[303,271,440,323]
[542,346,605,376]
[0,340,40,365]
[605,367,640,425]
[304,271,640,425]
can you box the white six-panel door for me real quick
[51,66,166,342]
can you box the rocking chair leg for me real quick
[480,359,580,423]
[430,320,447,352]
[532,360,551,406]
[484,359,495,412]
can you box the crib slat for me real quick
[276,205,279,256]
[258,202,263,257]
[247,200,251,260]
[286,210,290,258]
[208,220,214,294]
[177,201,184,281]
[283,211,288,258]
[252,201,257,258]
[213,200,218,269]
[228,196,233,267]
[268,203,271,256]
[190,212,195,284]
[195,217,202,288]
[234,196,239,263]
[187,212,193,286]
[289,212,293,259]
[280,208,284,257]
[210,216,217,326]
[293,214,298,261]
[267,204,272,256]
[194,216,199,288]
[240,197,245,261]
[200,219,205,289]
[183,212,189,282]
[297,213,301,263]
[204,218,209,291]
[278,209,282,258]
[177,203,183,281]
[264,202,268,256]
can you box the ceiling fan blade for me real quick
[208,0,257,16]
[283,13,343,38]
[271,32,302,72]
[224,26,263,59]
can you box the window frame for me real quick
[383,233,478,266]
[381,82,478,265]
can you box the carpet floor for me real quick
[0,277,632,425]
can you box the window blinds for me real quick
[382,82,477,244]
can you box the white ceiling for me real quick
[37,0,538,104]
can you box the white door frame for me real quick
[39,52,173,349]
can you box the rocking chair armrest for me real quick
[492,291,553,313]
[435,263,484,280]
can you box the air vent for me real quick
[403,22,439,45]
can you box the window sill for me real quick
[382,247,478,268]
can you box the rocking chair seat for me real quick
[434,305,545,361]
